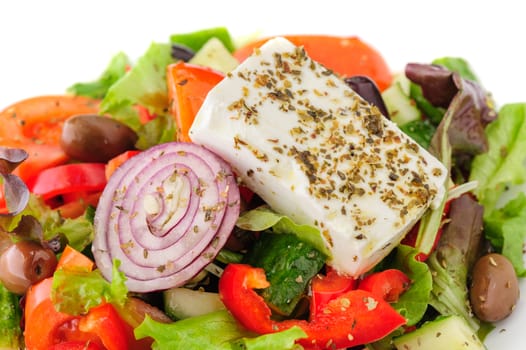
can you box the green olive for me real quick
[0,240,58,294]
[60,114,138,162]
[469,253,520,322]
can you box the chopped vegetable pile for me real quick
[0,26,525,350]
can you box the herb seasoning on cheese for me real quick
[190,37,447,276]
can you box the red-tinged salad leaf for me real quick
[16,195,94,253]
[51,259,128,315]
[135,311,305,350]
[67,51,131,99]
[406,63,497,158]
[0,147,29,216]
[344,75,390,117]
[427,194,486,332]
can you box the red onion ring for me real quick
[92,142,240,292]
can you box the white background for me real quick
[0,1,524,348]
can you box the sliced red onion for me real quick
[92,142,240,292]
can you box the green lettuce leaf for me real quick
[470,103,526,214]
[67,51,131,99]
[51,259,128,315]
[484,192,526,276]
[135,311,305,350]
[236,206,330,257]
[4,195,94,252]
[135,113,176,150]
[391,245,433,326]
[100,42,174,118]
[432,57,480,82]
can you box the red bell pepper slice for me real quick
[358,269,411,303]
[26,162,106,202]
[48,341,104,350]
[79,303,130,350]
[23,246,144,350]
[166,61,224,142]
[310,267,356,319]
[219,264,406,349]
[401,199,452,261]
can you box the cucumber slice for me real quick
[189,37,239,74]
[392,315,484,350]
[163,287,225,320]
[382,75,421,126]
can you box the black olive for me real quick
[171,44,195,62]
[60,114,138,163]
[0,240,58,294]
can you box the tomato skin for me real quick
[166,62,224,142]
[234,35,392,91]
[0,95,100,182]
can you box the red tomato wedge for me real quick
[166,62,224,142]
[0,95,100,182]
[234,35,392,91]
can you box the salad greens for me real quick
[1,25,526,350]
[135,312,305,350]
[51,259,128,315]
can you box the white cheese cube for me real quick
[190,37,447,276]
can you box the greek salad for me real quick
[1,26,525,350]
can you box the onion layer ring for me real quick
[92,142,240,292]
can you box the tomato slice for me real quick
[0,95,100,182]
[234,35,392,91]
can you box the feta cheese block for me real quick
[189,37,448,276]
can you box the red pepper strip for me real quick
[218,264,274,333]
[357,269,411,303]
[401,199,452,261]
[310,267,356,319]
[166,61,224,142]
[48,341,104,350]
[79,303,130,350]
[219,264,406,349]
[26,163,106,201]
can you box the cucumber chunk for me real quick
[392,315,484,350]
[382,74,421,126]
[0,283,22,349]
[189,37,239,74]
[163,287,225,320]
